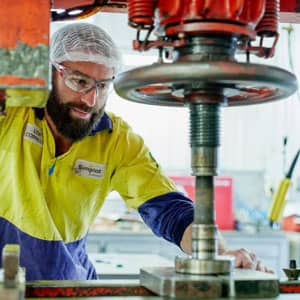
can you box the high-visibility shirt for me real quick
[0,106,194,280]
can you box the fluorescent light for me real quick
[68,9,83,16]
[51,9,66,14]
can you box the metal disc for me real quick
[114,61,298,107]
[175,256,234,275]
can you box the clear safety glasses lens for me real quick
[54,63,114,95]
[64,73,96,93]
[64,73,113,95]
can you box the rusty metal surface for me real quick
[26,280,153,298]
[0,0,49,93]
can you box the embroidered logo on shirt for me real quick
[23,123,43,146]
[73,160,105,179]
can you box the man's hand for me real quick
[219,248,274,273]
[180,224,273,273]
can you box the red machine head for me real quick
[128,0,279,59]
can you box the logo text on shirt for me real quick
[23,123,43,146]
[73,160,105,179]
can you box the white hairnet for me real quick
[50,23,122,73]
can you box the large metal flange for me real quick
[175,256,234,275]
[114,61,298,107]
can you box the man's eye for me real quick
[76,78,89,87]
[68,74,91,88]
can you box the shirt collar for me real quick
[90,112,113,135]
[34,108,113,134]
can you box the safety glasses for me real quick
[52,63,114,96]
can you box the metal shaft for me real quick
[174,37,234,274]
[190,102,220,260]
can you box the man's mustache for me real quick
[66,103,95,114]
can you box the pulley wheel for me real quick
[114,61,298,106]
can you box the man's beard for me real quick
[46,88,105,141]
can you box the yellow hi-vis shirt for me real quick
[0,106,178,280]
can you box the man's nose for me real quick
[80,88,97,107]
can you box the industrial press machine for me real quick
[0,0,300,299]
[114,0,297,298]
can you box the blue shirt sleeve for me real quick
[138,192,194,248]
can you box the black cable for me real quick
[286,149,300,179]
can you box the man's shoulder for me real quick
[4,106,34,120]
[0,107,36,138]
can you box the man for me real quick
[0,22,269,280]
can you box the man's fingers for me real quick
[222,248,274,273]
[230,248,255,269]
[256,260,264,272]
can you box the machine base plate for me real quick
[140,267,279,298]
